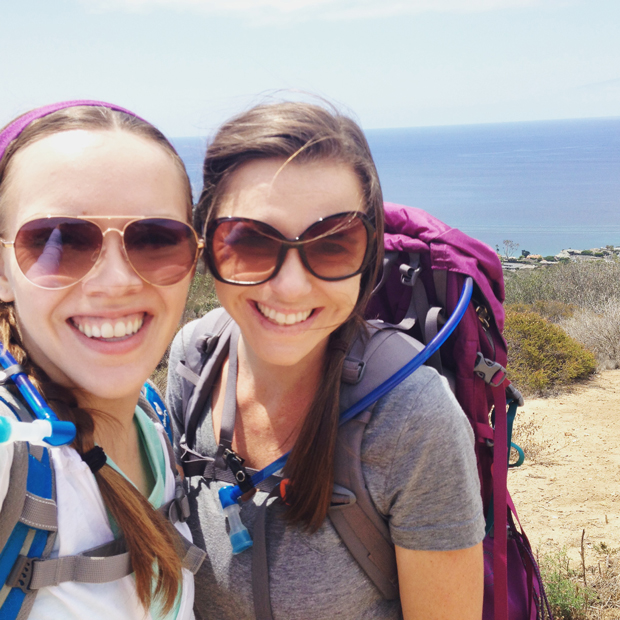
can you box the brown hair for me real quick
[196,101,384,530]
[0,106,192,612]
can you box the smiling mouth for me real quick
[71,313,145,340]
[256,303,313,326]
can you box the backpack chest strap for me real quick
[6,515,206,594]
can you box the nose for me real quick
[269,248,313,298]
[81,231,143,294]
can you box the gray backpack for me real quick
[175,307,427,618]
[0,382,205,620]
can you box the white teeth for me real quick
[74,315,144,339]
[100,323,113,339]
[257,303,312,326]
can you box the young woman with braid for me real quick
[0,101,204,619]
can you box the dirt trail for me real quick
[508,369,620,563]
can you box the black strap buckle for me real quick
[223,449,254,494]
[6,556,34,593]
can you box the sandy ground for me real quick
[508,369,620,565]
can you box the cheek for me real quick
[327,275,362,317]
[0,251,18,303]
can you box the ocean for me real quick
[172,116,620,257]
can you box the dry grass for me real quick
[511,415,547,464]
[561,300,620,370]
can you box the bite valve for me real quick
[0,417,75,446]
[218,485,253,555]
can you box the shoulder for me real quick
[169,307,231,367]
[169,318,201,364]
[361,368,484,550]
[365,366,473,460]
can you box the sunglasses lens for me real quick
[14,218,102,289]
[303,214,370,279]
[124,219,198,286]
[210,220,281,284]
[208,213,371,284]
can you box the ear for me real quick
[0,250,16,303]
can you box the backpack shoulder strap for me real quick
[175,308,235,447]
[329,324,426,600]
[140,380,173,445]
[0,391,206,604]
[0,387,57,619]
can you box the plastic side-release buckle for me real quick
[473,352,507,387]
[6,555,34,593]
[399,263,421,287]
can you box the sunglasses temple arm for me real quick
[0,346,76,446]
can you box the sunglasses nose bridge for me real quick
[269,241,313,284]
[99,226,131,263]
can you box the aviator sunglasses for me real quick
[205,211,375,285]
[0,215,205,289]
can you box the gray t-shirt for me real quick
[167,321,485,620]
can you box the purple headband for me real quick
[0,100,145,164]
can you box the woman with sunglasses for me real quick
[167,102,485,619]
[0,101,203,619]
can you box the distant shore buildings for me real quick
[501,246,620,271]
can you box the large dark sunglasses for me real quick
[205,211,375,286]
[1,215,204,289]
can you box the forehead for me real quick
[3,129,188,230]
[218,158,364,237]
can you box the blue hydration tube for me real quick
[0,346,76,446]
[219,276,474,513]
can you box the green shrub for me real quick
[544,255,557,261]
[538,547,594,620]
[504,308,596,395]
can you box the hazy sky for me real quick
[1,0,619,136]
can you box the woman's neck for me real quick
[237,334,325,406]
[213,334,326,469]
[79,391,152,493]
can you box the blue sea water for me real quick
[173,116,620,257]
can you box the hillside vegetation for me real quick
[504,260,620,394]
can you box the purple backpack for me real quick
[176,202,551,619]
[364,203,550,619]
